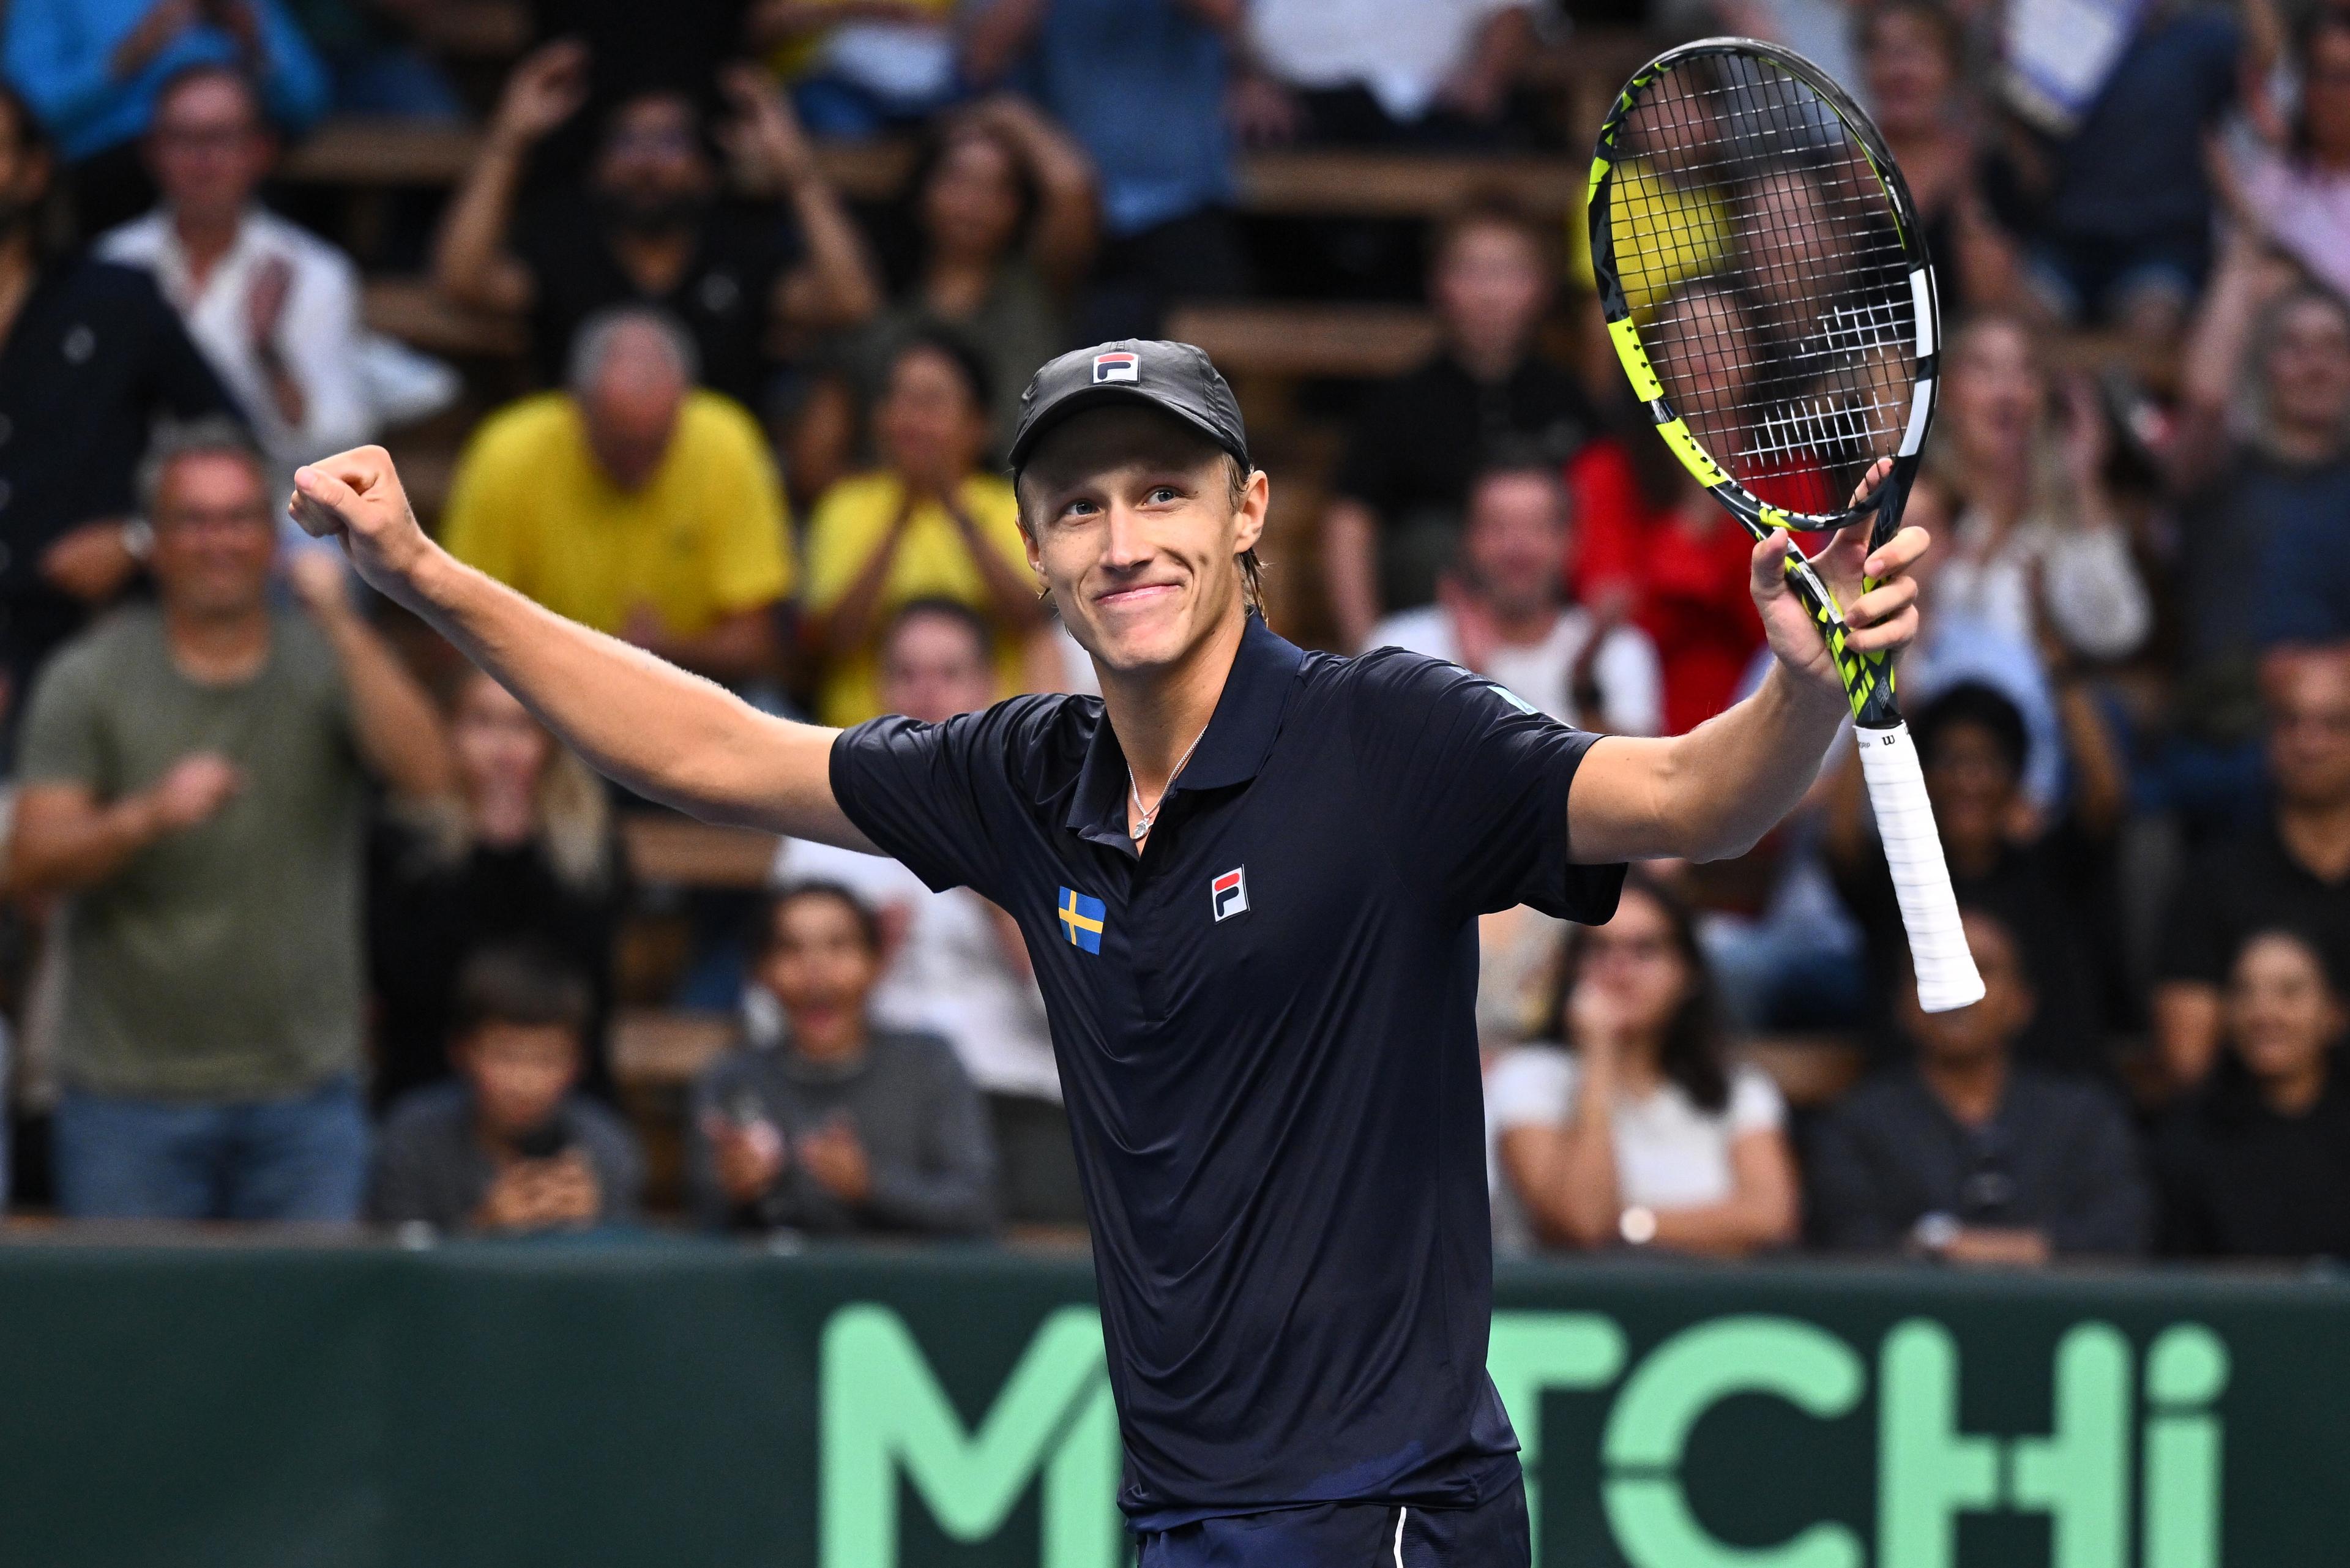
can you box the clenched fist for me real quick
[288,447,435,602]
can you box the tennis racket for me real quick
[1587,37,1984,1012]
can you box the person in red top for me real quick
[1569,436,1765,736]
[1569,282,1840,735]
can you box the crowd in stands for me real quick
[0,0,2341,1270]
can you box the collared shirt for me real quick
[0,258,239,690]
[99,207,375,481]
[439,390,793,642]
[830,616,1624,1523]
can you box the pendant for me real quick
[1129,812,1154,841]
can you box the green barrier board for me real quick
[0,1239,2340,1567]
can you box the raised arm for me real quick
[1569,509,1925,864]
[287,446,873,848]
[431,40,589,315]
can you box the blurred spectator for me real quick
[1996,0,2239,342]
[803,329,1046,725]
[3,0,327,235]
[1808,908,2153,1263]
[961,0,1246,342]
[0,83,239,713]
[1858,0,2021,315]
[688,881,996,1235]
[9,421,452,1220]
[282,0,463,118]
[1926,315,2151,667]
[431,43,879,408]
[368,944,643,1234]
[1488,872,1799,1258]
[2157,246,2350,823]
[2226,4,2350,304]
[369,668,625,1113]
[1828,682,2125,1077]
[2156,645,2350,1092]
[774,599,1080,1224]
[1231,0,1534,147]
[2156,927,2350,1260]
[1322,199,1593,649]
[97,64,375,494]
[854,95,1097,460]
[440,308,792,687]
[523,0,756,125]
[1567,341,1762,737]
[1883,472,2064,813]
[750,0,964,136]
[1369,460,1661,733]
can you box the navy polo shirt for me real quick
[830,616,1624,1523]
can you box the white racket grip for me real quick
[1855,721,1986,1013]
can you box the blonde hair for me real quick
[409,673,615,892]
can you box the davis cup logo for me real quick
[1211,867,1248,921]
[1092,351,1140,384]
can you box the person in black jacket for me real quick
[1809,906,2152,1264]
[367,668,625,1110]
[0,81,241,715]
[2157,927,2350,1260]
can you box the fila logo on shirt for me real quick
[1211,867,1249,922]
[1092,351,1140,384]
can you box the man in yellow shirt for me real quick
[803,329,1049,725]
[441,308,793,684]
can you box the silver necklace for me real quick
[1128,720,1213,842]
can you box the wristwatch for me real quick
[1618,1205,1658,1247]
[119,518,154,562]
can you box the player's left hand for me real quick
[1751,457,1925,703]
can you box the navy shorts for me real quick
[1136,1477,1530,1567]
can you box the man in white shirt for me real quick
[1371,460,1663,734]
[99,64,386,496]
[770,598,1080,1223]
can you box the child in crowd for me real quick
[368,944,643,1235]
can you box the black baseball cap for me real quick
[1007,339,1250,475]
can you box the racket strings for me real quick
[1607,53,1917,507]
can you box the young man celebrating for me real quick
[289,338,1926,1565]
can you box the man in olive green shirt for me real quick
[12,420,452,1220]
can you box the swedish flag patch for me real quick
[1058,887,1105,954]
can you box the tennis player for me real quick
[290,339,1923,1566]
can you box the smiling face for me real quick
[147,70,271,226]
[1943,318,2045,465]
[758,890,882,1062]
[2226,931,2343,1089]
[1017,406,1267,677]
[452,671,552,812]
[151,449,277,620]
[922,126,1024,264]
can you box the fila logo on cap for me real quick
[1092,351,1140,384]
[1211,867,1248,922]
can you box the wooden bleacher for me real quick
[284,118,1587,218]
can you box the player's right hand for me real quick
[289,447,433,600]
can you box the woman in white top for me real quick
[1927,315,2152,664]
[1489,871,1799,1257]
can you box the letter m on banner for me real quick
[822,1304,1122,1568]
